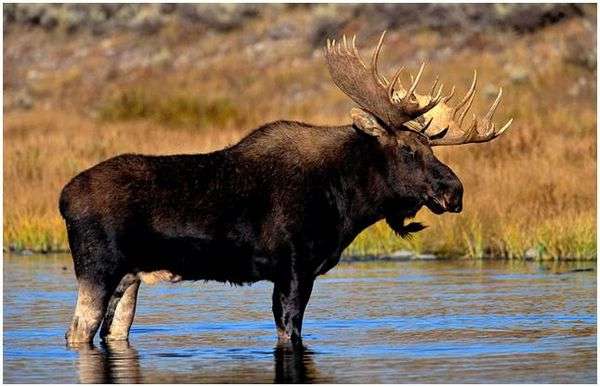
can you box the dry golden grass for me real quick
[3,15,596,259]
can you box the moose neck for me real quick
[229,121,411,248]
[323,126,399,245]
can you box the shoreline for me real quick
[4,247,596,262]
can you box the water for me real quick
[3,254,597,383]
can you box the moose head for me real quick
[324,32,513,233]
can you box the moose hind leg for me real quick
[100,274,141,341]
[66,279,115,345]
[64,219,126,345]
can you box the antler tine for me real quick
[452,70,477,119]
[420,116,434,133]
[429,76,439,95]
[387,66,404,100]
[495,118,514,137]
[406,62,426,99]
[324,32,417,129]
[430,125,449,139]
[351,35,368,69]
[443,85,456,103]
[432,83,444,104]
[464,114,479,141]
[371,31,388,88]
[457,87,476,127]
[484,87,503,121]
[423,69,513,146]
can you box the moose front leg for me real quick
[272,274,314,346]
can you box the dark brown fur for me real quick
[61,120,462,345]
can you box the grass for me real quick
[3,13,596,260]
[99,89,240,129]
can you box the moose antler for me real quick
[325,32,513,145]
[408,70,514,146]
[324,31,445,129]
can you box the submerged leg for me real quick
[100,274,141,341]
[272,275,315,346]
[66,279,116,345]
[64,219,127,345]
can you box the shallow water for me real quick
[3,254,597,383]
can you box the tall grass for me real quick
[99,89,240,129]
[3,16,596,260]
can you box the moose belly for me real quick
[133,234,277,285]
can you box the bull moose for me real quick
[61,32,512,346]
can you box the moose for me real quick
[61,32,512,346]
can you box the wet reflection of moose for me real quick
[274,344,322,383]
[75,341,142,384]
[73,342,324,383]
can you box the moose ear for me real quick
[350,108,389,138]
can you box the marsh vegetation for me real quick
[3,4,596,259]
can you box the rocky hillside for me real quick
[4,4,596,116]
[4,4,590,36]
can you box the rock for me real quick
[524,248,539,260]
[387,250,415,260]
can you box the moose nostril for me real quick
[443,193,453,207]
[443,193,462,212]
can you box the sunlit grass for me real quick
[99,89,240,129]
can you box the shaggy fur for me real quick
[61,120,462,345]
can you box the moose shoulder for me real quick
[62,32,512,347]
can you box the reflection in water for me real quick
[74,341,142,383]
[3,255,597,383]
[74,341,324,384]
[274,344,325,383]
